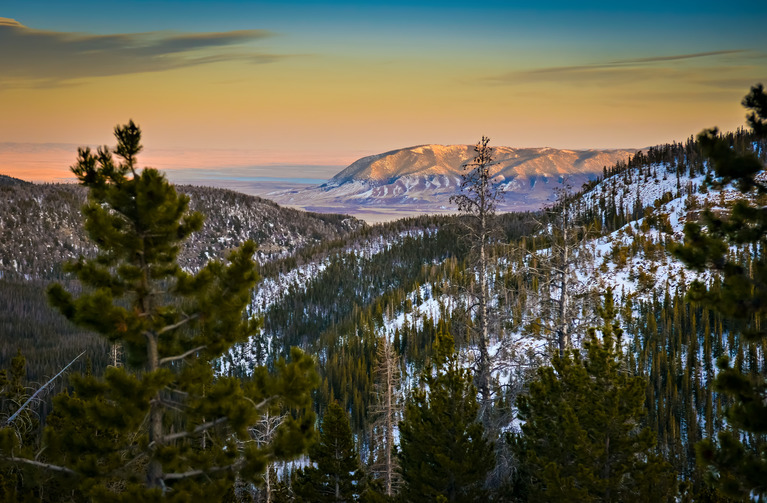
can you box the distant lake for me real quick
[197,176,327,184]
[163,166,339,187]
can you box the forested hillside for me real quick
[0,178,364,389]
[0,177,364,280]
[213,120,767,499]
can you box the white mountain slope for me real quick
[582,168,711,298]
[268,144,635,216]
[346,157,758,364]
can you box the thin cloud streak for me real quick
[484,50,760,88]
[0,17,283,86]
[610,50,746,65]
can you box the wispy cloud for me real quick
[609,50,746,65]
[485,50,759,88]
[0,18,285,87]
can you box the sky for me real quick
[1,0,766,181]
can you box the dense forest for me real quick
[0,86,766,501]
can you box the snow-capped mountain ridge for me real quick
[331,144,635,184]
[268,144,636,217]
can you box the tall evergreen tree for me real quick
[515,291,676,502]
[398,331,495,503]
[0,121,318,501]
[294,400,364,502]
[672,83,767,499]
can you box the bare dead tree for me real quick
[5,351,85,427]
[450,136,505,412]
[517,181,598,357]
[110,343,123,368]
[248,410,287,503]
[369,335,402,496]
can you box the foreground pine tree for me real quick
[398,331,494,503]
[515,292,676,502]
[294,400,364,502]
[0,121,318,501]
[672,83,767,499]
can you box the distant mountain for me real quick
[268,144,636,217]
[0,177,365,280]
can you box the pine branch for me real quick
[159,345,206,366]
[151,417,229,447]
[151,396,277,447]
[243,396,274,412]
[2,456,77,476]
[157,314,199,336]
[163,459,244,481]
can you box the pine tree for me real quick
[294,400,364,502]
[398,331,495,503]
[672,83,767,499]
[515,291,676,502]
[0,121,318,501]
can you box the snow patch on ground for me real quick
[220,228,431,375]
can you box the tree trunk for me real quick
[604,434,611,502]
[558,222,570,357]
[147,333,163,489]
[477,237,491,408]
[372,336,400,495]
[384,340,394,496]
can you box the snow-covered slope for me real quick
[578,163,752,300]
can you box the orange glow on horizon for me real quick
[1,13,764,182]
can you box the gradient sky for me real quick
[1,1,766,181]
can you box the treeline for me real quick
[575,129,767,234]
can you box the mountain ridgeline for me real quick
[269,144,635,216]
